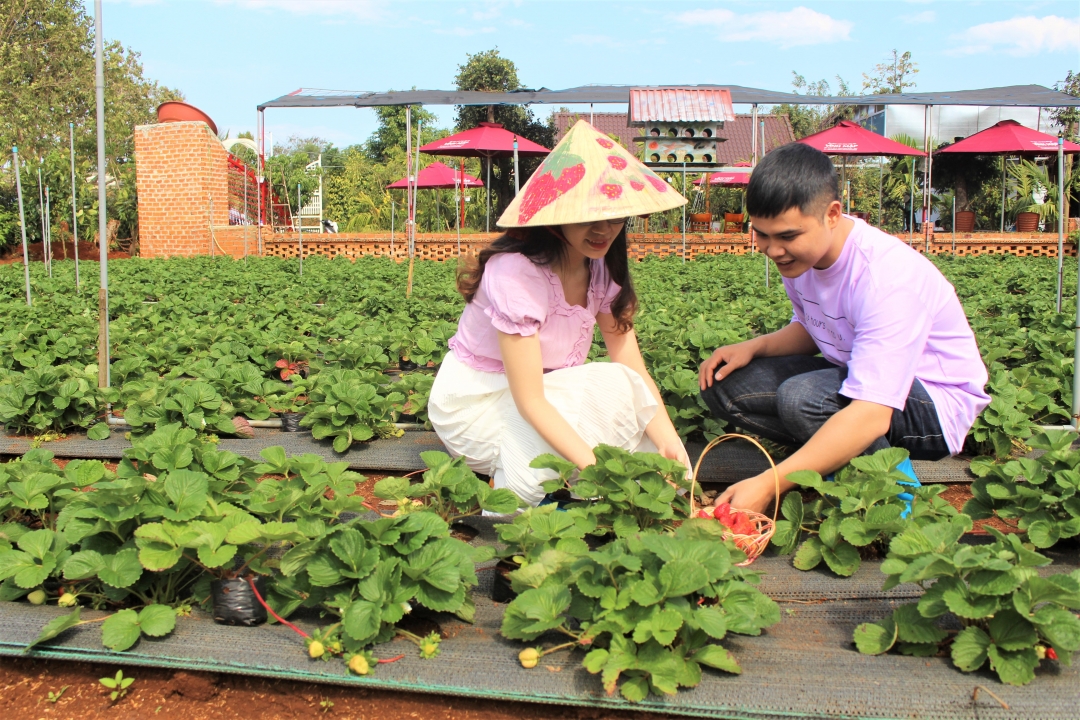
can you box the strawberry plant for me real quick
[530,445,692,538]
[113,377,241,436]
[770,448,958,577]
[373,451,520,523]
[297,369,404,452]
[394,372,434,426]
[0,364,104,434]
[964,429,1080,548]
[500,520,779,701]
[853,517,1080,686]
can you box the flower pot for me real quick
[399,358,418,371]
[491,560,519,604]
[1016,212,1040,232]
[211,576,267,626]
[281,412,306,432]
[954,211,976,233]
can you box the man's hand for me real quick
[699,339,759,391]
[715,473,780,515]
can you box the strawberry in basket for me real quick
[698,502,756,536]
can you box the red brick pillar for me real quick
[134,122,229,257]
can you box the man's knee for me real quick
[775,373,841,438]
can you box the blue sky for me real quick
[97,0,1079,149]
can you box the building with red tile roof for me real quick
[552,112,795,166]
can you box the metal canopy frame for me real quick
[258,84,1080,111]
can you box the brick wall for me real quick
[134,121,228,258]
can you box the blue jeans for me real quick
[699,356,951,460]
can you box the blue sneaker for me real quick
[895,458,920,518]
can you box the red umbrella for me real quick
[692,170,751,187]
[797,120,926,157]
[937,119,1080,155]
[420,122,550,231]
[386,161,483,189]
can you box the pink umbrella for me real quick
[937,119,1080,155]
[692,170,751,187]
[420,122,550,231]
[386,161,483,189]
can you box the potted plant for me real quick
[954,210,976,232]
[267,383,310,432]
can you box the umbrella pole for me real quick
[841,158,847,213]
[13,148,32,306]
[908,157,915,245]
[1000,156,1006,233]
[513,137,519,196]
[485,157,491,234]
[681,162,686,264]
[390,197,395,260]
[877,156,883,228]
[406,105,414,297]
[297,183,303,277]
[94,0,109,389]
[924,106,934,254]
[1057,136,1065,313]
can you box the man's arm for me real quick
[699,321,819,390]
[715,399,893,514]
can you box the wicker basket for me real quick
[690,433,780,566]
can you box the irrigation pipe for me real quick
[105,416,424,431]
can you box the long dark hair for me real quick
[456,226,638,333]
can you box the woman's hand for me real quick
[715,473,778,515]
[656,437,693,474]
[699,339,760,391]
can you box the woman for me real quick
[429,120,691,506]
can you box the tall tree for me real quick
[366,102,441,163]
[861,50,918,95]
[0,0,182,249]
[453,49,554,220]
[771,73,855,139]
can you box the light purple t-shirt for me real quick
[782,218,990,454]
[448,252,621,373]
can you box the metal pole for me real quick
[257,108,264,256]
[94,0,110,389]
[761,119,766,158]
[13,148,32,306]
[45,186,52,277]
[69,123,80,291]
[1073,231,1080,429]
[243,170,249,259]
[908,156,916,245]
[513,136,520,195]
[751,104,758,166]
[37,168,45,262]
[877,156,883,228]
[390,197,395,259]
[924,106,934,254]
[1057,136,1065,313]
[589,103,594,125]
[297,183,302,277]
[406,105,415,296]
[1000,156,1006,233]
[485,156,491,233]
[681,163,687,263]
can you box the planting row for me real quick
[3,425,1079,696]
[0,253,1076,456]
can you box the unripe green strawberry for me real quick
[58,592,77,607]
[27,589,46,606]
[420,640,440,659]
[519,648,539,669]
[348,654,370,675]
[308,640,325,659]
[1036,645,1047,660]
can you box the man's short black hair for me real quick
[746,143,840,219]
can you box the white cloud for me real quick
[900,10,935,24]
[950,15,1080,56]
[676,6,852,48]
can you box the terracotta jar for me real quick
[1015,212,1040,232]
[954,211,976,233]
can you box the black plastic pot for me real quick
[399,359,418,371]
[211,576,268,626]
[280,412,306,432]
[491,560,519,604]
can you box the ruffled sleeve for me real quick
[480,253,550,337]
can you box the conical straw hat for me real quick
[497,119,687,228]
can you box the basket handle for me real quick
[689,433,781,524]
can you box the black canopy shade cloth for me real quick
[259,84,1080,110]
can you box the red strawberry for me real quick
[630,181,645,191]
[646,175,667,192]
[607,155,627,171]
[1047,647,1059,660]
[596,138,614,149]
[600,183,623,199]
[732,514,756,536]
[518,172,558,224]
[554,163,586,193]
[697,509,714,519]
[275,359,289,369]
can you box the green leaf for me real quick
[988,645,1038,686]
[820,541,860,577]
[160,469,208,521]
[1026,520,1060,549]
[943,584,1000,619]
[892,603,947,645]
[950,626,991,672]
[619,675,650,702]
[102,609,142,652]
[62,550,105,581]
[138,605,177,637]
[25,609,82,652]
[694,606,728,640]
[1031,606,1080,652]
[97,549,143,589]
[983,611,1036,655]
[692,644,742,674]
[793,537,823,571]
[343,600,382,644]
[854,617,898,655]
[87,423,111,440]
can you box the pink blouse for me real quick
[447,252,621,373]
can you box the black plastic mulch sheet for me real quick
[0,429,977,484]
[1,520,1077,719]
